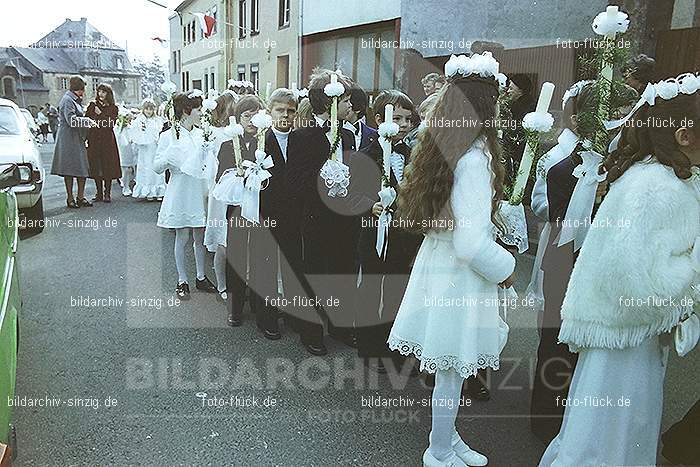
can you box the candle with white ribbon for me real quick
[330,72,339,160]
[291,82,297,92]
[230,116,242,168]
[382,104,394,183]
[265,82,272,102]
[509,82,555,205]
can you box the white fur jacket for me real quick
[559,158,700,350]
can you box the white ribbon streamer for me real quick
[525,223,551,313]
[558,150,607,250]
[606,83,657,152]
[375,186,397,259]
[496,201,529,254]
[240,150,274,223]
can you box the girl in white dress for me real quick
[115,109,137,196]
[388,53,516,467]
[203,92,237,300]
[131,99,166,200]
[539,78,700,467]
[154,92,217,300]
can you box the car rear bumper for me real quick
[12,181,42,209]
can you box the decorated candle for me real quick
[230,116,242,167]
[330,72,339,160]
[509,82,555,205]
[265,82,272,101]
[383,104,394,181]
[535,82,555,114]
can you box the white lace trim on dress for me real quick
[388,337,500,379]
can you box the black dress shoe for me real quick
[363,358,388,374]
[303,341,328,356]
[196,276,217,293]
[262,328,281,340]
[175,282,190,300]
[77,197,93,207]
[66,198,79,209]
[464,377,491,401]
[228,313,243,327]
[330,331,357,348]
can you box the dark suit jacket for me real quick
[355,141,420,271]
[283,120,360,276]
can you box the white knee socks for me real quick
[174,228,190,284]
[214,246,227,293]
[192,228,207,281]
[429,369,465,461]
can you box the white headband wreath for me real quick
[187,89,204,98]
[228,79,255,89]
[606,72,700,151]
[444,52,507,89]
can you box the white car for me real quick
[19,109,40,140]
[0,99,44,233]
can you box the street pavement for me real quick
[11,141,699,466]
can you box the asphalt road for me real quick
[11,142,699,466]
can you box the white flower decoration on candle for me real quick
[161,81,177,94]
[224,116,245,138]
[592,6,630,36]
[250,109,273,130]
[654,80,680,100]
[324,81,345,97]
[378,121,400,139]
[202,98,218,111]
[678,73,700,95]
[522,112,555,133]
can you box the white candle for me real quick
[384,104,394,124]
[229,116,236,126]
[330,73,338,85]
[230,116,242,167]
[606,5,619,19]
[291,82,297,91]
[535,82,555,113]
[265,82,272,99]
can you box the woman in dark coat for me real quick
[86,83,121,202]
[51,75,94,208]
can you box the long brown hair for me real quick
[96,83,115,106]
[603,92,700,183]
[398,77,504,233]
[211,92,237,127]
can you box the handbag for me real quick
[497,286,517,353]
[675,312,699,357]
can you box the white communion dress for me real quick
[388,138,516,379]
[154,126,208,229]
[130,114,166,199]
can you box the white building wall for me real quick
[301,0,400,35]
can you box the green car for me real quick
[0,163,26,459]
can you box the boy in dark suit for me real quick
[354,90,421,372]
[282,69,360,356]
[249,88,298,340]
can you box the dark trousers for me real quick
[248,221,283,330]
[226,209,249,319]
[530,268,578,443]
[356,259,411,359]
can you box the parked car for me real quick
[0,99,44,234]
[18,109,39,142]
[0,164,25,461]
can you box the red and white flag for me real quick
[192,13,216,38]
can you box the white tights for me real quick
[121,166,134,191]
[213,246,227,292]
[174,227,206,284]
[429,369,465,460]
